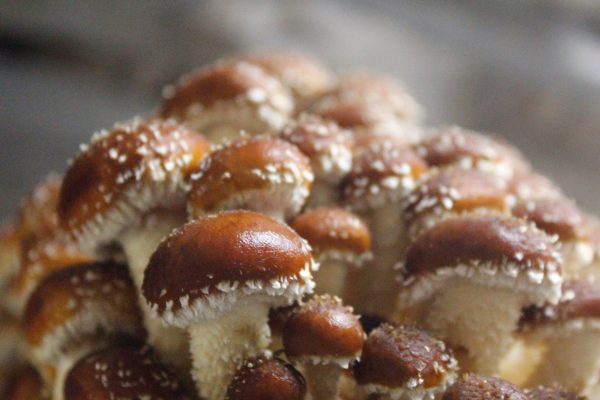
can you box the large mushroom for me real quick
[280,114,353,207]
[188,136,313,222]
[290,207,372,297]
[64,342,194,400]
[22,261,144,399]
[354,324,458,400]
[162,61,294,144]
[226,355,307,400]
[58,117,210,371]
[396,214,562,374]
[142,210,317,400]
[282,295,365,400]
[442,374,527,400]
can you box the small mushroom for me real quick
[442,374,527,400]
[520,280,600,392]
[226,355,307,400]
[525,386,585,400]
[354,324,458,400]
[290,207,372,297]
[142,210,316,400]
[188,136,313,222]
[280,114,353,207]
[162,61,294,144]
[3,365,46,400]
[414,127,530,179]
[397,215,562,374]
[64,342,194,400]
[22,261,144,399]
[283,295,365,400]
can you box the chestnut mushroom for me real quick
[442,374,527,400]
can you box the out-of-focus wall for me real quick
[1,0,599,220]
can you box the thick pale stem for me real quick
[189,302,272,400]
[314,260,347,297]
[52,341,99,400]
[120,215,191,375]
[498,339,544,386]
[303,363,342,400]
[424,280,522,375]
[527,329,600,392]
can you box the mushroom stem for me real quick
[422,279,523,374]
[189,302,272,400]
[302,363,342,400]
[51,341,101,400]
[314,260,347,296]
[526,329,600,391]
[307,181,338,208]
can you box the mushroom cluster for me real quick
[0,50,599,400]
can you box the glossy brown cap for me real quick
[290,207,371,263]
[404,168,509,228]
[23,261,143,349]
[3,365,45,400]
[226,355,306,400]
[16,174,62,246]
[342,143,427,211]
[143,210,315,326]
[442,374,527,400]
[280,114,353,182]
[415,127,529,174]
[525,386,584,400]
[58,118,210,249]
[507,172,563,202]
[511,198,588,242]
[188,136,313,220]
[283,295,365,363]
[64,343,193,400]
[354,324,456,390]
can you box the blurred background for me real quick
[1,0,600,221]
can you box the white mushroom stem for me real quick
[302,362,343,400]
[526,326,600,391]
[51,341,100,400]
[307,181,338,208]
[314,259,347,297]
[188,302,272,400]
[561,240,595,279]
[120,215,190,374]
[422,279,524,374]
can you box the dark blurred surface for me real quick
[1,0,600,221]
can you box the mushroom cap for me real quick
[507,172,563,202]
[290,207,371,266]
[342,142,428,211]
[231,50,333,107]
[161,61,293,134]
[511,198,588,242]
[226,355,306,400]
[142,210,316,328]
[442,374,527,400]
[23,261,143,364]
[404,168,510,235]
[3,365,45,400]
[525,386,584,400]
[354,324,457,394]
[64,342,193,400]
[58,118,210,252]
[188,136,313,220]
[415,127,529,176]
[399,215,562,307]
[279,114,353,183]
[283,295,365,365]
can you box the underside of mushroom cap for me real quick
[399,215,563,308]
[442,374,528,400]
[143,210,316,328]
[58,118,210,253]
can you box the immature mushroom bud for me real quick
[142,210,316,400]
[226,355,307,400]
[23,261,144,400]
[311,72,424,140]
[231,50,333,110]
[290,207,371,296]
[283,295,364,400]
[342,141,427,315]
[162,62,294,144]
[404,168,511,240]
[397,215,562,374]
[64,342,193,400]
[188,137,313,222]
[442,374,527,400]
[3,365,46,400]
[520,280,600,392]
[512,197,594,279]
[414,127,530,179]
[525,386,585,400]
[280,114,353,206]
[354,324,457,400]
[58,118,210,372]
